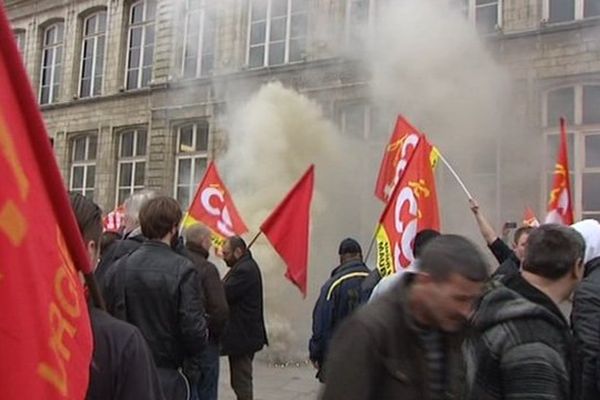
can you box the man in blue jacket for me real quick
[309,238,370,382]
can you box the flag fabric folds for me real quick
[261,165,315,297]
[375,138,440,277]
[375,115,425,202]
[183,161,248,248]
[0,6,93,399]
[545,118,574,225]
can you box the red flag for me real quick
[261,165,315,297]
[184,161,248,248]
[103,204,125,233]
[375,138,440,276]
[0,6,93,399]
[545,118,574,225]
[523,206,540,228]
[375,115,425,202]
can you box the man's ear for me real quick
[414,271,433,285]
[573,258,585,280]
[86,240,98,270]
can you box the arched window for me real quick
[116,128,147,205]
[174,121,209,208]
[70,133,98,200]
[40,22,64,104]
[80,10,107,97]
[182,0,216,78]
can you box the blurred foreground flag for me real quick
[0,5,93,399]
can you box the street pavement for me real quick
[218,360,320,400]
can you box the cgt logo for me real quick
[200,184,235,237]
[384,133,420,200]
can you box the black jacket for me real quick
[96,233,145,288]
[86,307,164,400]
[221,251,268,356]
[185,242,229,342]
[104,240,208,370]
[572,257,600,400]
[321,273,465,400]
[465,273,574,400]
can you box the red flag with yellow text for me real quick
[545,118,574,225]
[0,5,93,399]
[261,165,314,297]
[375,115,425,202]
[375,138,440,276]
[183,161,248,248]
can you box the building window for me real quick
[14,30,25,53]
[247,0,308,68]
[116,129,147,205]
[39,22,64,105]
[126,0,156,90]
[453,0,501,33]
[544,84,600,221]
[174,122,209,209]
[182,0,216,78]
[547,0,600,23]
[80,11,107,98]
[338,102,372,140]
[70,134,97,199]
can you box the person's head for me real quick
[69,192,103,268]
[222,236,247,267]
[139,196,182,244]
[338,238,362,264]
[411,234,489,333]
[571,219,600,266]
[122,190,157,234]
[413,229,441,259]
[522,224,585,297]
[184,223,213,252]
[512,226,533,261]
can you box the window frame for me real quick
[543,0,600,23]
[246,0,308,68]
[173,121,210,209]
[337,101,373,141]
[124,0,156,90]
[69,133,97,199]
[115,128,148,206]
[461,0,502,34]
[543,83,600,220]
[181,0,216,78]
[79,10,108,98]
[39,22,64,105]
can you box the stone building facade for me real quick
[5,0,600,227]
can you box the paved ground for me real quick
[218,360,320,400]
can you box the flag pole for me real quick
[438,151,473,200]
[364,225,378,262]
[247,230,262,249]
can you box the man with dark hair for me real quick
[309,238,373,382]
[464,224,585,400]
[369,229,440,301]
[68,193,164,400]
[221,236,268,400]
[184,224,229,400]
[321,235,488,399]
[105,196,208,400]
[469,198,532,276]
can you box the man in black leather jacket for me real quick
[221,236,268,400]
[106,196,208,400]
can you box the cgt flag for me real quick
[261,165,315,297]
[375,138,440,277]
[545,117,574,225]
[183,161,248,248]
[375,115,425,202]
[0,5,93,400]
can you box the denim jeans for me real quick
[194,342,220,400]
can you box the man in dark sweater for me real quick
[465,224,585,400]
[184,224,229,400]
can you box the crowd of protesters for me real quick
[68,188,600,400]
